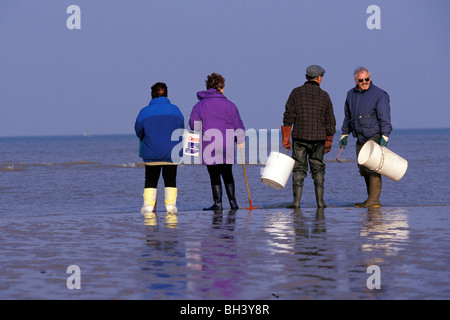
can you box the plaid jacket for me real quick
[283,81,336,140]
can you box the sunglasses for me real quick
[358,78,371,83]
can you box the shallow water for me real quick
[0,205,448,300]
[0,130,449,300]
[1,130,449,217]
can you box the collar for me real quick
[354,82,373,93]
[305,80,320,87]
[149,96,170,104]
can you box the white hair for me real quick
[353,66,371,79]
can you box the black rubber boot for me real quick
[355,174,382,208]
[315,187,326,208]
[224,183,239,210]
[313,172,326,208]
[288,186,303,208]
[363,175,370,196]
[203,185,223,210]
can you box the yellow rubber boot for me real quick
[164,187,178,214]
[141,188,157,214]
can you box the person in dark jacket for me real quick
[339,66,392,207]
[282,65,336,208]
[135,82,185,214]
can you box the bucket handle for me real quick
[373,146,385,173]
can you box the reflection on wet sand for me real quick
[134,206,446,299]
[360,208,409,257]
[143,212,179,229]
[0,206,446,299]
[184,209,244,299]
[264,208,326,255]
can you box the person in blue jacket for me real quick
[339,67,392,207]
[135,82,184,215]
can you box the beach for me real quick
[1,130,449,300]
[1,205,448,300]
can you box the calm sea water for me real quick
[1,129,449,216]
[0,129,449,300]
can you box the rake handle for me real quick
[240,148,256,209]
[336,145,344,162]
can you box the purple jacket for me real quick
[189,89,245,165]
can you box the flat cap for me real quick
[306,65,325,78]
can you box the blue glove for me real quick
[380,135,389,147]
[339,135,348,149]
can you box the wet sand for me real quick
[0,205,449,300]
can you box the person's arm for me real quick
[376,91,392,139]
[282,91,296,127]
[134,112,144,140]
[189,104,202,132]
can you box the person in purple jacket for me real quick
[189,73,245,210]
[340,66,393,208]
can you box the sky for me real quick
[0,0,449,137]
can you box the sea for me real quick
[0,129,449,301]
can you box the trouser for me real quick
[206,164,234,185]
[292,139,326,189]
[145,165,177,188]
[205,164,238,210]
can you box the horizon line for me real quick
[1,127,450,139]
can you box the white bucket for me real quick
[261,151,295,190]
[358,140,408,181]
[183,131,200,157]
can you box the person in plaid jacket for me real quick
[282,65,336,208]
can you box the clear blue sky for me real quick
[1,0,449,137]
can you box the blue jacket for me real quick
[135,97,185,163]
[341,83,392,144]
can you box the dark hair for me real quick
[151,82,168,98]
[205,73,225,90]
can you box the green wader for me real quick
[355,135,382,207]
[290,139,326,208]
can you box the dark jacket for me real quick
[135,97,185,163]
[283,81,336,140]
[341,83,392,144]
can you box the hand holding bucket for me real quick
[261,151,295,190]
[357,140,408,181]
[281,125,292,150]
[260,125,295,190]
[183,131,200,157]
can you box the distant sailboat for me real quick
[84,129,90,137]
